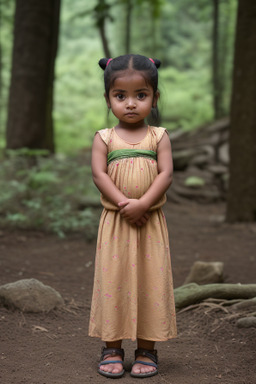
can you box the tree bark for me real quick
[125,0,132,54]
[6,0,61,152]
[99,21,112,58]
[212,0,221,119]
[226,0,256,221]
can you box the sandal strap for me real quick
[101,347,125,361]
[99,360,124,367]
[134,348,158,364]
[132,360,157,368]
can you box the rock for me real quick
[184,261,224,285]
[171,183,222,203]
[184,176,205,188]
[219,143,229,165]
[237,317,256,328]
[206,164,228,175]
[0,278,64,313]
[172,148,198,170]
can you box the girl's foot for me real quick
[130,349,158,378]
[98,347,125,378]
[99,355,123,375]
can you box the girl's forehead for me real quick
[111,69,151,89]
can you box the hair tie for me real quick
[149,58,155,64]
[106,58,113,67]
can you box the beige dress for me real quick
[89,126,177,342]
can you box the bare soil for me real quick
[0,201,256,384]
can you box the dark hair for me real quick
[99,54,161,125]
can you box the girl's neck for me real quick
[115,120,147,131]
[114,122,149,143]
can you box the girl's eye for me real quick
[137,93,146,100]
[116,94,125,101]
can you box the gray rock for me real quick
[219,143,229,165]
[237,317,256,328]
[184,261,224,285]
[0,278,64,313]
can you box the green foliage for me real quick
[0,152,101,239]
[0,0,237,154]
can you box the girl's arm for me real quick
[119,132,173,223]
[91,133,129,206]
[92,133,150,226]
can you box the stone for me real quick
[219,143,229,165]
[184,261,224,285]
[0,278,64,313]
[236,317,256,328]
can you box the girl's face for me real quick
[106,70,159,128]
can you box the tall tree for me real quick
[72,0,113,58]
[212,0,221,119]
[6,0,61,152]
[226,0,256,222]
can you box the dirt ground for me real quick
[0,201,256,384]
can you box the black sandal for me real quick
[130,348,158,378]
[98,347,125,378]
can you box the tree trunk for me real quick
[99,21,112,58]
[226,0,256,222]
[212,0,221,119]
[6,0,61,153]
[125,0,132,54]
[0,0,2,109]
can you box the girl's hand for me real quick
[118,199,149,225]
[135,212,151,227]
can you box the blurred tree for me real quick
[6,0,61,152]
[227,0,256,222]
[92,0,113,57]
[212,0,221,119]
[212,0,235,120]
[71,0,113,58]
[0,1,2,107]
[124,0,163,54]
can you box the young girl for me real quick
[89,54,177,378]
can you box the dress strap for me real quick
[107,149,157,165]
[97,128,112,145]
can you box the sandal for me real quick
[130,348,158,378]
[98,347,125,378]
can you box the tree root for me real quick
[174,283,256,310]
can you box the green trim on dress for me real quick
[107,149,157,165]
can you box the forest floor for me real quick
[0,201,256,384]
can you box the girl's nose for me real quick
[126,98,136,109]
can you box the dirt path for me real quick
[0,202,255,384]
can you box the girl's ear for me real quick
[104,93,111,109]
[152,91,160,108]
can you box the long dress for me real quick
[89,126,177,342]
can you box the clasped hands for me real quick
[118,199,150,227]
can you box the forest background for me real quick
[1,0,256,237]
[0,0,237,154]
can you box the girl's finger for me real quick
[118,201,129,208]
[140,217,147,224]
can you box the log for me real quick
[174,283,256,310]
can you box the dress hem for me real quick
[88,332,177,342]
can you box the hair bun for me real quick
[98,58,109,70]
[152,58,161,69]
